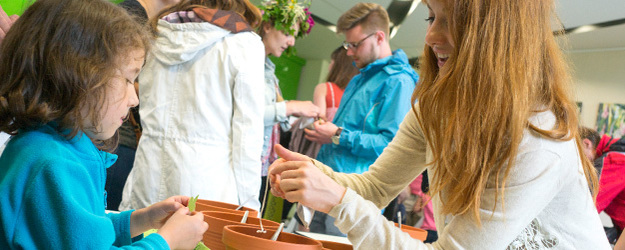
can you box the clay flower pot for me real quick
[319,240,353,250]
[203,211,281,250]
[394,223,428,241]
[195,199,258,217]
[223,225,323,250]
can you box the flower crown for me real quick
[259,0,315,39]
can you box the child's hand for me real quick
[129,195,192,237]
[145,196,189,229]
[158,207,208,250]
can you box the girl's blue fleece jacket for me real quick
[0,124,169,249]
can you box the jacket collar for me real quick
[358,49,409,74]
[42,123,118,168]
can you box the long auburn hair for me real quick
[412,0,598,224]
[0,0,150,151]
[150,0,262,34]
[326,46,359,89]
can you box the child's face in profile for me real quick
[424,0,454,73]
[84,48,144,141]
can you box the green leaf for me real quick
[188,195,199,212]
[194,241,210,250]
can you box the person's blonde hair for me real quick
[412,0,598,225]
[336,3,389,37]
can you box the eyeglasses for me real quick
[342,32,377,50]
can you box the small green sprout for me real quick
[194,241,210,250]
[188,195,199,212]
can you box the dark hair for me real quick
[0,0,151,150]
[151,0,262,34]
[580,126,600,149]
[326,46,359,89]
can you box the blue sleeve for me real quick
[106,210,136,246]
[339,74,415,157]
[17,161,169,250]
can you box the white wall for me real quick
[569,48,625,128]
[296,48,625,129]
[297,59,330,101]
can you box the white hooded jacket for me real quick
[120,19,264,211]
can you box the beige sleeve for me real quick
[328,189,437,250]
[313,108,429,209]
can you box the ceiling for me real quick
[279,0,625,60]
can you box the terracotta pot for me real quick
[319,240,353,250]
[202,211,281,250]
[195,199,259,217]
[394,223,428,241]
[223,225,323,250]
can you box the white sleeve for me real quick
[229,33,265,210]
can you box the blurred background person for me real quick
[303,3,418,236]
[581,126,625,244]
[105,0,181,211]
[120,0,265,211]
[289,46,358,158]
[256,0,318,210]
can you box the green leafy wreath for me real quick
[259,0,315,39]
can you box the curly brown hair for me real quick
[0,0,151,151]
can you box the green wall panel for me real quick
[0,0,123,16]
[270,55,306,101]
[0,0,31,16]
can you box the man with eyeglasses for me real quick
[304,2,418,236]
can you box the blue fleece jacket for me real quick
[0,124,169,249]
[316,49,418,174]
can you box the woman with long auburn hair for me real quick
[267,0,611,248]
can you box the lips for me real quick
[436,53,450,68]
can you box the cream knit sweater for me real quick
[313,110,610,249]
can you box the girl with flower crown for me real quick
[256,0,320,205]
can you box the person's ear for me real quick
[263,23,272,34]
[376,30,385,44]
[582,138,593,149]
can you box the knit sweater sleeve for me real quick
[321,110,595,249]
[314,109,428,209]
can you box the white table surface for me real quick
[295,231,352,245]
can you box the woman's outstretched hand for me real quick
[268,144,346,213]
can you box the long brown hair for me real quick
[0,0,151,151]
[326,46,359,89]
[150,0,262,34]
[412,0,598,224]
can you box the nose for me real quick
[127,82,139,108]
[287,36,295,47]
[346,47,354,56]
[425,20,445,48]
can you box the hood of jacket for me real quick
[359,49,419,83]
[151,19,232,66]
